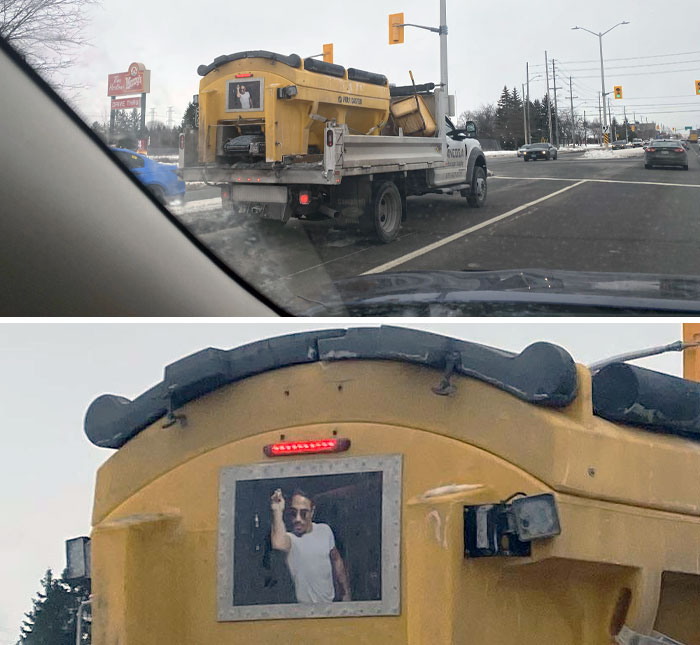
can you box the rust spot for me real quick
[609,587,632,636]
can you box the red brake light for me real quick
[327,130,334,148]
[235,72,254,78]
[179,134,185,150]
[647,147,656,153]
[299,192,311,205]
[674,148,684,153]
[264,438,351,457]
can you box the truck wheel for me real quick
[363,181,403,243]
[467,166,487,208]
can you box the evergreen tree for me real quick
[19,569,91,645]
[182,102,198,130]
[495,86,514,149]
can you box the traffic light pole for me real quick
[392,0,449,140]
[439,0,448,140]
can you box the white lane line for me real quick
[361,180,588,276]
[492,176,700,189]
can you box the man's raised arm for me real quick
[270,489,291,552]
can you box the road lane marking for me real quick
[491,176,700,189]
[361,180,589,276]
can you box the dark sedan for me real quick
[644,141,689,170]
[523,143,558,161]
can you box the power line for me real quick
[561,58,700,73]
[576,67,700,79]
[529,49,700,67]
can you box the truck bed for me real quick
[180,133,446,184]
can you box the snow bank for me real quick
[581,147,645,160]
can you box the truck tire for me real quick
[467,166,487,208]
[362,181,403,243]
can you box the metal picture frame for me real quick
[225,78,265,113]
[217,454,402,621]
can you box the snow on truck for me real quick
[178,7,487,243]
[68,325,700,644]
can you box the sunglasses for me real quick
[286,508,311,520]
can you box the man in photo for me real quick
[270,488,351,603]
[237,84,253,110]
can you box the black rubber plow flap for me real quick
[197,51,302,77]
[592,363,700,438]
[84,326,578,449]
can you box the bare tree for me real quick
[0,0,97,89]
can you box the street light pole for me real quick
[572,21,630,148]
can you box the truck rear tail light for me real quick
[264,438,351,457]
[179,134,185,150]
[299,192,311,205]
[235,73,253,78]
[327,130,334,148]
[221,189,230,200]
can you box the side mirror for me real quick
[464,121,478,138]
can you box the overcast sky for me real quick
[0,321,689,643]
[63,0,700,132]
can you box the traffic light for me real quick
[614,86,623,100]
[389,13,405,45]
[683,324,700,382]
[323,43,334,64]
[696,80,700,95]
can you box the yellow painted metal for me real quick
[91,360,700,644]
[391,95,436,137]
[389,13,405,45]
[323,44,334,64]
[684,323,700,382]
[197,56,390,163]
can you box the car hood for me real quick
[301,269,700,316]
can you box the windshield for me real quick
[2,0,699,316]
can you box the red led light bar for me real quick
[235,73,254,78]
[264,438,351,457]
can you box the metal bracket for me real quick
[162,385,188,429]
[432,351,460,396]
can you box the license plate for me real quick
[661,151,669,155]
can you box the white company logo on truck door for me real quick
[433,137,468,186]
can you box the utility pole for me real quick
[545,51,553,144]
[167,106,175,129]
[624,105,628,141]
[598,92,602,145]
[552,59,560,147]
[583,110,587,145]
[569,76,576,147]
[149,107,156,129]
[526,62,531,144]
[522,84,528,145]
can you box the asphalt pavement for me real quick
[174,143,700,310]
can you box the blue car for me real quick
[112,148,185,205]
